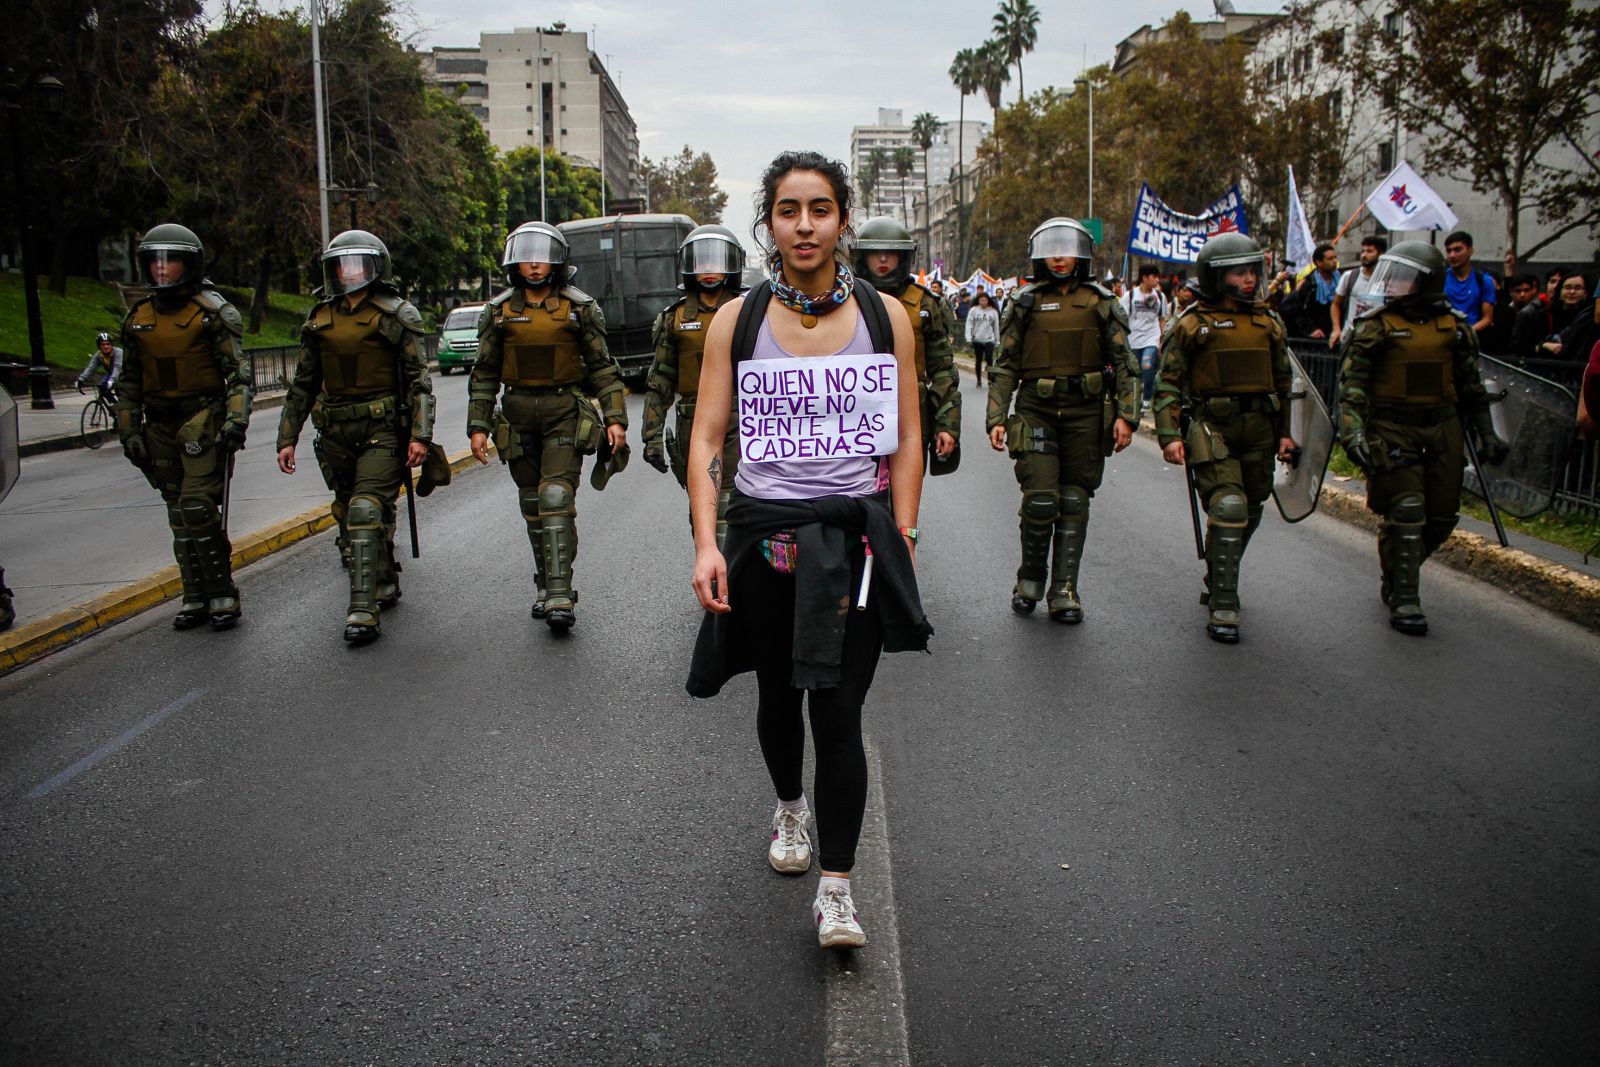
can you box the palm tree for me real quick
[860,148,886,217]
[992,0,1041,102]
[949,49,980,273]
[892,145,917,220]
[976,39,1012,118]
[910,111,940,259]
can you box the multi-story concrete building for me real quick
[927,119,991,189]
[416,24,639,203]
[850,110,992,227]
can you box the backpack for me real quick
[731,279,894,366]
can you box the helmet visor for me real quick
[502,229,566,268]
[1368,258,1428,301]
[680,238,742,277]
[138,249,197,290]
[1028,225,1094,263]
[323,253,381,295]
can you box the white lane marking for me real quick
[24,688,206,799]
[824,735,912,1067]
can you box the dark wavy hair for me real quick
[752,150,854,255]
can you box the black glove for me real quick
[122,434,150,469]
[1471,413,1510,466]
[217,422,247,454]
[643,441,669,474]
[1343,431,1386,474]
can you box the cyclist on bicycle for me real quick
[76,332,123,402]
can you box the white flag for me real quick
[1286,165,1317,269]
[1365,161,1459,232]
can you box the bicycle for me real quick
[78,383,116,450]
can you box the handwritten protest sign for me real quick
[737,353,899,464]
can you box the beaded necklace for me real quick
[770,257,854,328]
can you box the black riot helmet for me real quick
[1027,217,1095,283]
[137,223,205,292]
[1194,232,1265,304]
[1368,240,1448,311]
[853,216,917,293]
[320,229,391,296]
[502,221,571,290]
[678,224,746,292]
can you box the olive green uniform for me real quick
[1154,301,1292,626]
[643,290,737,545]
[276,286,433,626]
[1338,304,1493,623]
[469,285,626,613]
[117,287,251,623]
[891,282,962,464]
[987,279,1140,613]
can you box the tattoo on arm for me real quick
[707,455,722,493]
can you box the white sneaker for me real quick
[813,884,867,949]
[768,805,812,874]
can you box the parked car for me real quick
[436,303,484,374]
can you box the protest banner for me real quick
[1126,183,1250,264]
[737,353,900,464]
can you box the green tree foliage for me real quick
[991,0,1041,102]
[910,112,940,251]
[638,146,729,223]
[1339,0,1600,260]
[974,39,1012,115]
[502,146,601,227]
[949,49,982,272]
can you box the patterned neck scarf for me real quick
[770,257,854,317]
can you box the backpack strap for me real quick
[731,280,772,367]
[852,279,893,353]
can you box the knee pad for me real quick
[517,486,542,522]
[1208,490,1248,525]
[1021,490,1060,525]
[347,495,384,532]
[1389,493,1426,526]
[178,496,215,530]
[538,480,575,518]
[166,504,186,531]
[1423,518,1457,552]
[1059,485,1090,520]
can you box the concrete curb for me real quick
[18,393,289,458]
[0,445,489,676]
[1123,416,1600,634]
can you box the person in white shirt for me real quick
[964,289,1001,386]
[1120,265,1170,402]
[1330,235,1386,348]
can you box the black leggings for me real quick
[739,549,883,873]
[973,342,996,373]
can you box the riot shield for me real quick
[1461,356,1577,519]
[1272,351,1336,522]
[0,387,18,506]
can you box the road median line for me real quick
[0,445,488,676]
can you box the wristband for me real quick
[898,526,919,544]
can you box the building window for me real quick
[526,105,532,112]
[1328,89,1343,124]
[1321,208,1340,237]
[1383,12,1402,37]
[1377,139,1395,174]
[525,82,532,88]
[524,58,531,65]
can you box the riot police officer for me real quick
[116,224,251,631]
[1155,233,1297,643]
[986,217,1139,622]
[853,217,960,468]
[276,230,434,644]
[1338,241,1508,635]
[642,224,745,547]
[467,222,628,633]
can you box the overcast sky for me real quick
[254,0,1283,250]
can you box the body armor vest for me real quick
[897,284,930,381]
[1186,307,1276,395]
[675,297,721,399]
[311,298,396,398]
[1370,310,1457,405]
[499,293,584,387]
[132,297,225,398]
[1021,286,1104,380]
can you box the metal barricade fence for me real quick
[1284,337,1598,520]
[247,335,441,397]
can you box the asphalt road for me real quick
[0,373,473,621]
[2,386,1596,1065]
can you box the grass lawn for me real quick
[1328,444,1600,557]
[0,273,315,383]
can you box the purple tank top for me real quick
[734,307,890,500]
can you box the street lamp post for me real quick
[1073,77,1094,219]
[2,70,66,410]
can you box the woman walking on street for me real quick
[685,151,932,951]
[966,289,1000,387]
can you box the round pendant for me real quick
[801,314,818,329]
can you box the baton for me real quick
[402,461,420,559]
[1463,432,1509,548]
[220,450,235,533]
[1183,459,1206,560]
